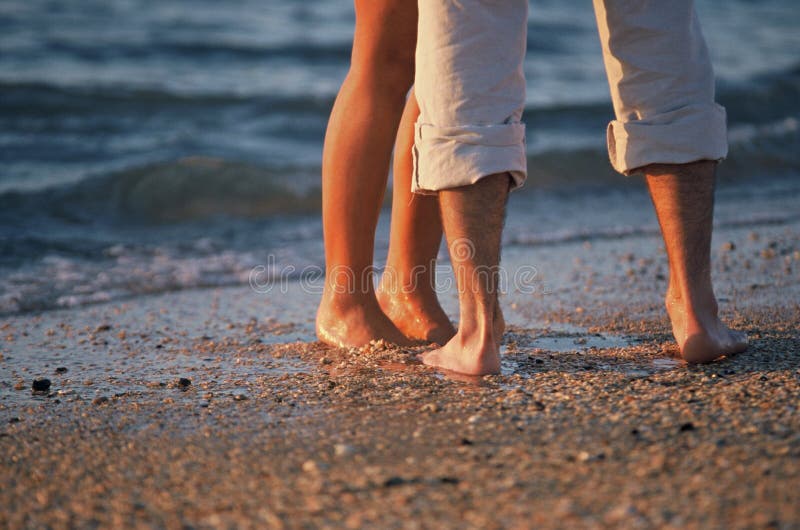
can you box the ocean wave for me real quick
[24,22,587,67]
[718,62,800,125]
[0,80,335,113]
[0,61,797,227]
[38,38,354,64]
[0,115,796,230]
[1,182,797,318]
[521,115,800,189]
[3,59,798,123]
[506,210,800,248]
[0,243,319,316]
[0,157,321,226]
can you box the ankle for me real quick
[377,275,437,301]
[666,287,717,311]
[320,289,379,313]
[456,320,496,347]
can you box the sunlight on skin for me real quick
[646,161,748,364]
[378,87,455,345]
[316,3,455,349]
[421,175,512,376]
[315,1,424,349]
[419,162,748,377]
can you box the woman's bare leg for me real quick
[316,0,417,348]
[377,89,456,345]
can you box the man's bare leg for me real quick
[377,89,456,345]
[645,160,748,363]
[422,173,510,375]
[316,0,416,348]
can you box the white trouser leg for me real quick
[412,0,529,193]
[593,0,728,174]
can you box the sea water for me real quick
[1,0,799,315]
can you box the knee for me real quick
[348,47,415,97]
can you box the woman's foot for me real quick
[376,285,456,345]
[316,293,414,349]
[375,283,505,348]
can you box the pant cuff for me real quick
[607,103,728,175]
[412,121,527,194]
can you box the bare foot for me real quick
[316,293,414,349]
[422,329,501,376]
[376,287,505,347]
[665,291,748,363]
[376,287,455,345]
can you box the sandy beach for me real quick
[2,188,798,529]
[2,0,799,527]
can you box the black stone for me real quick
[383,476,407,487]
[32,378,51,392]
[178,378,192,388]
[55,367,68,374]
[679,422,695,432]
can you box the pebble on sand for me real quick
[334,444,355,457]
[302,460,319,473]
[92,396,110,406]
[55,367,68,374]
[32,378,51,392]
[178,377,192,389]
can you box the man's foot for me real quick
[665,290,748,363]
[421,172,512,376]
[316,294,414,349]
[644,162,747,364]
[422,329,501,376]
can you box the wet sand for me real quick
[2,214,799,528]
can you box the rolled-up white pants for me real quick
[412,0,728,194]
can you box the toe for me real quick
[421,349,442,368]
